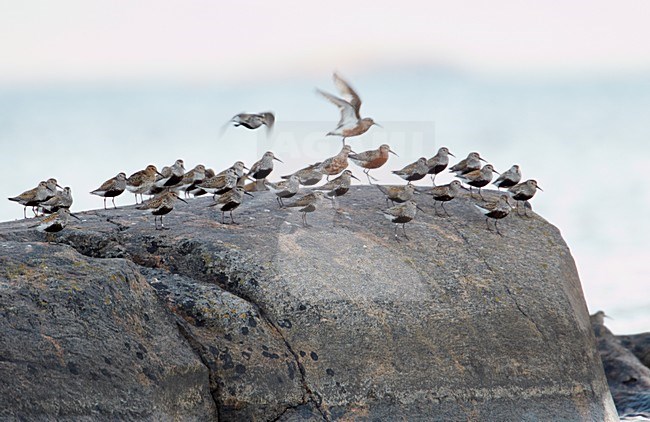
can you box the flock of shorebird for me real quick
[7,73,542,239]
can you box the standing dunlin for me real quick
[457,164,499,199]
[187,168,215,197]
[317,144,355,179]
[197,168,239,197]
[314,169,360,208]
[223,112,275,135]
[283,191,332,227]
[508,179,542,217]
[30,208,80,234]
[317,73,380,145]
[178,164,206,198]
[248,151,283,181]
[449,152,487,176]
[474,194,512,236]
[127,165,161,204]
[427,147,455,185]
[265,175,300,207]
[8,181,51,218]
[376,184,417,206]
[349,144,397,183]
[493,165,522,189]
[155,159,185,188]
[136,191,187,230]
[40,187,73,214]
[381,200,423,240]
[425,180,464,216]
[90,172,127,210]
[281,163,324,186]
[208,186,253,224]
[392,157,429,183]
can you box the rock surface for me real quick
[0,186,617,420]
[591,312,650,417]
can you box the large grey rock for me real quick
[0,186,617,420]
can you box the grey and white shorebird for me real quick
[349,144,397,183]
[425,180,464,216]
[427,147,455,185]
[493,165,522,189]
[222,112,275,136]
[376,184,417,206]
[155,159,185,188]
[136,190,187,230]
[207,186,254,224]
[40,187,73,214]
[392,157,429,183]
[449,152,487,176]
[314,169,360,208]
[457,164,499,199]
[197,168,239,197]
[30,208,80,234]
[281,162,324,186]
[265,175,300,207]
[381,199,424,240]
[8,181,52,218]
[91,172,127,209]
[178,164,206,198]
[248,151,283,181]
[317,73,380,145]
[317,144,355,179]
[187,168,215,197]
[126,165,162,204]
[283,191,332,227]
[508,179,542,217]
[474,194,513,236]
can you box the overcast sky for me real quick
[1,0,650,85]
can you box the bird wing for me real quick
[261,112,275,129]
[94,177,116,193]
[317,89,358,129]
[333,73,362,118]
[348,149,375,163]
[384,203,406,217]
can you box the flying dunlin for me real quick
[508,179,542,217]
[126,165,161,204]
[474,194,512,236]
[40,187,73,214]
[457,164,499,199]
[90,172,127,210]
[427,147,455,185]
[222,112,275,136]
[449,152,487,176]
[425,180,463,216]
[376,184,417,206]
[136,190,187,230]
[381,199,423,240]
[317,144,355,179]
[208,186,253,224]
[349,144,397,183]
[283,191,332,227]
[265,175,300,207]
[493,165,522,189]
[281,163,324,186]
[317,73,380,145]
[392,157,429,183]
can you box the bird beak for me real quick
[479,157,488,163]
[373,122,383,128]
[350,174,361,182]
[56,183,63,189]
[493,169,501,174]
[177,197,188,204]
[243,165,250,170]
[448,152,456,158]
[70,213,81,221]
[273,157,284,163]
[323,195,334,201]
[244,191,254,197]
[536,186,544,191]
[349,149,358,155]
[416,205,426,213]
[460,185,470,191]
[389,149,398,157]
[156,171,165,177]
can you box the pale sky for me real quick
[1,0,650,84]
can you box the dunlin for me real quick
[314,169,359,208]
[30,208,80,234]
[457,164,499,199]
[265,175,300,207]
[248,151,283,180]
[208,186,253,224]
[392,157,429,183]
[281,163,324,186]
[508,179,542,217]
[44,178,62,198]
[40,187,73,214]
[317,73,380,145]
[187,168,215,197]
[376,184,416,206]
[427,147,455,185]
[474,194,512,236]
[197,168,239,197]
[225,112,275,133]
[155,159,185,188]
[90,172,127,210]
[317,144,355,179]
[8,181,51,218]
[493,165,522,189]
[283,191,332,227]
[136,190,187,230]
[126,165,161,204]
[381,199,423,240]
[449,152,487,176]
[425,180,463,216]
[178,164,206,198]
[349,144,397,183]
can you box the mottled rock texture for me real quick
[0,186,617,420]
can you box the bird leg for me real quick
[485,218,492,232]
[364,169,378,184]
[221,211,226,224]
[478,188,485,200]
[431,174,437,186]
[441,202,451,217]
[103,198,107,210]
[402,224,409,240]
[432,201,442,217]
[230,211,238,225]
[112,197,117,209]
[495,221,503,237]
